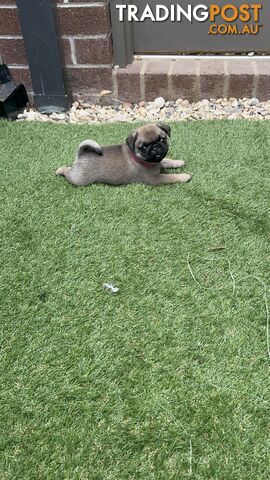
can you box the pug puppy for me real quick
[56,123,191,186]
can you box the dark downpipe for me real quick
[16,0,71,113]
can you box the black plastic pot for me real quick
[0,64,29,119]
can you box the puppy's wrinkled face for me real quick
[126,124,170,163]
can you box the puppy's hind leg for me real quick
[56,140,103,186]
[55,166,81,186]
[56,165,70,176]
[57,140,102,175]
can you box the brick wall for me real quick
[0,0,114,102]
[56,0,113,101]
[0,0,32,90]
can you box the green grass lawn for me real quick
[0,119,269,480]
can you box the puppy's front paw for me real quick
[179,173,192,183]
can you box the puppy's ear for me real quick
[157,123,171,138]
[126,131,138,151]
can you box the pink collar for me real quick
[129,149,157,168]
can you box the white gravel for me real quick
[17,97,270,124]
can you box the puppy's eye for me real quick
[140,145,147,152]
[160,137,166,143]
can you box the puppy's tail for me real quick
[78,139,103,157]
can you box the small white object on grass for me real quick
[103,283,119,294]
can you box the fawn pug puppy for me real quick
[56,123,191,186]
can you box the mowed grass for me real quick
[0,119,269,480]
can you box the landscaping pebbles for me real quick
[17,97,270,123]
